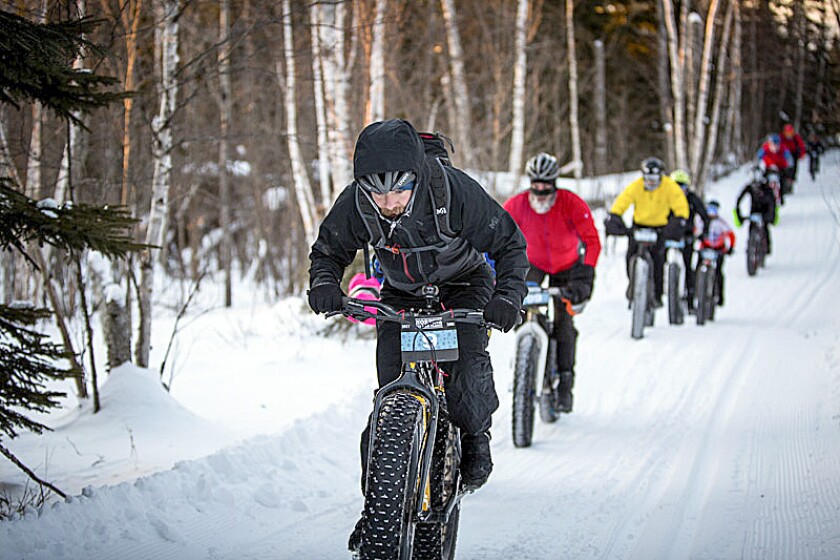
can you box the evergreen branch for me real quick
[0,178,148,258]
[0,10,128,126]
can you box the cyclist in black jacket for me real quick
[734,167,778,255]
[669,169,709,312]
[308,119,528,502]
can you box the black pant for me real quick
[525,266,578,372]
[627,227,666,299]
[359,266,499,491]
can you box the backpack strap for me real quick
[355,185,387,249]
[427,159,456,240]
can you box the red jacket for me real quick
[504,189,601,274]
[758,142,792,170]
[781,132,806,160]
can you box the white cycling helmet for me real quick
[525,153,560,182]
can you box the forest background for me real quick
[1,0,839,506]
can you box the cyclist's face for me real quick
[371,190,412,218]
[530,181,555,195]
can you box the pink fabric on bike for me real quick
[347,273,381,326]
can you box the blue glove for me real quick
[308,283,344,314]
[483,295,520,332]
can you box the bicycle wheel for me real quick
[759,230,768,268]
[413,419,460,560]
[512,333,540,448]
[747,227,760,276]
[359,392,426,560]
[667,262,683,325]
[631,256,649,339]
[539,338,559,424]
[708,270,718,322]
[695,265,709,326]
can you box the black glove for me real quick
[308,283,344,314]
[604,213,628,236]
[664,217,687,240]
[564,263,595,304]
[483,295,520,332]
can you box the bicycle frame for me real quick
[516,284,561,402]
[335,293,487,550]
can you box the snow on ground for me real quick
[2,155,840,559]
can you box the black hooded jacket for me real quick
[309,119,528,305]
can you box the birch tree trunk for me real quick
[662,0,688,169]
[137,0,180,368]
[689,0,720,176]
[698,0,734,195]
[280,0,318,244]
[56,0,87,205]
[656,0,675,170]
[685,9,698,155]
[593,39,608,175]
[318,1,353,198]
[723,0,742,163]
[218,0,233,307]
[367,0,386,123]
[566,0,582,183]
[309,4,332,207]
[440,0,475,168]
[507,0,529,178]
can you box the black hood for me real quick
[353,119,426,179]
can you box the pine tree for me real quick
[0,9,141,496]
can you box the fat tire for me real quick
[631,257,649,339]
[696,265,709,326]
[667,262,683,324]
[412,417,459,559]
[359,392,425,560]
[747,226,760,276]
[512,334,540,448]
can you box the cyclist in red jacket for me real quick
[780,123,806,183]
[503,152,601,412]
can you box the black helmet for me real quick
[525,153,560,182]
[641,157,664,191]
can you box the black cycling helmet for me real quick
[641,157,665,191]
[525,153,560,182]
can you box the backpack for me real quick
[357,131,457,278]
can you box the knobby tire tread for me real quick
[668,262,682,324]
[412,419,459,560]
[631,257,649,339]
[512,334,540,447]
[359,392,426,560]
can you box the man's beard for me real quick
[381,205,406,219]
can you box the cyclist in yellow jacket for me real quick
[604,157,689,306]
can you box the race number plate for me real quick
[700,248,719,261]
[522,287,550,307]
[401,315,459,363]
[634,228,658,243]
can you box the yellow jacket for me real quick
[610,176,689,227]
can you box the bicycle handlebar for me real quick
[327,297,495,328]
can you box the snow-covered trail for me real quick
[2,159,840,560]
